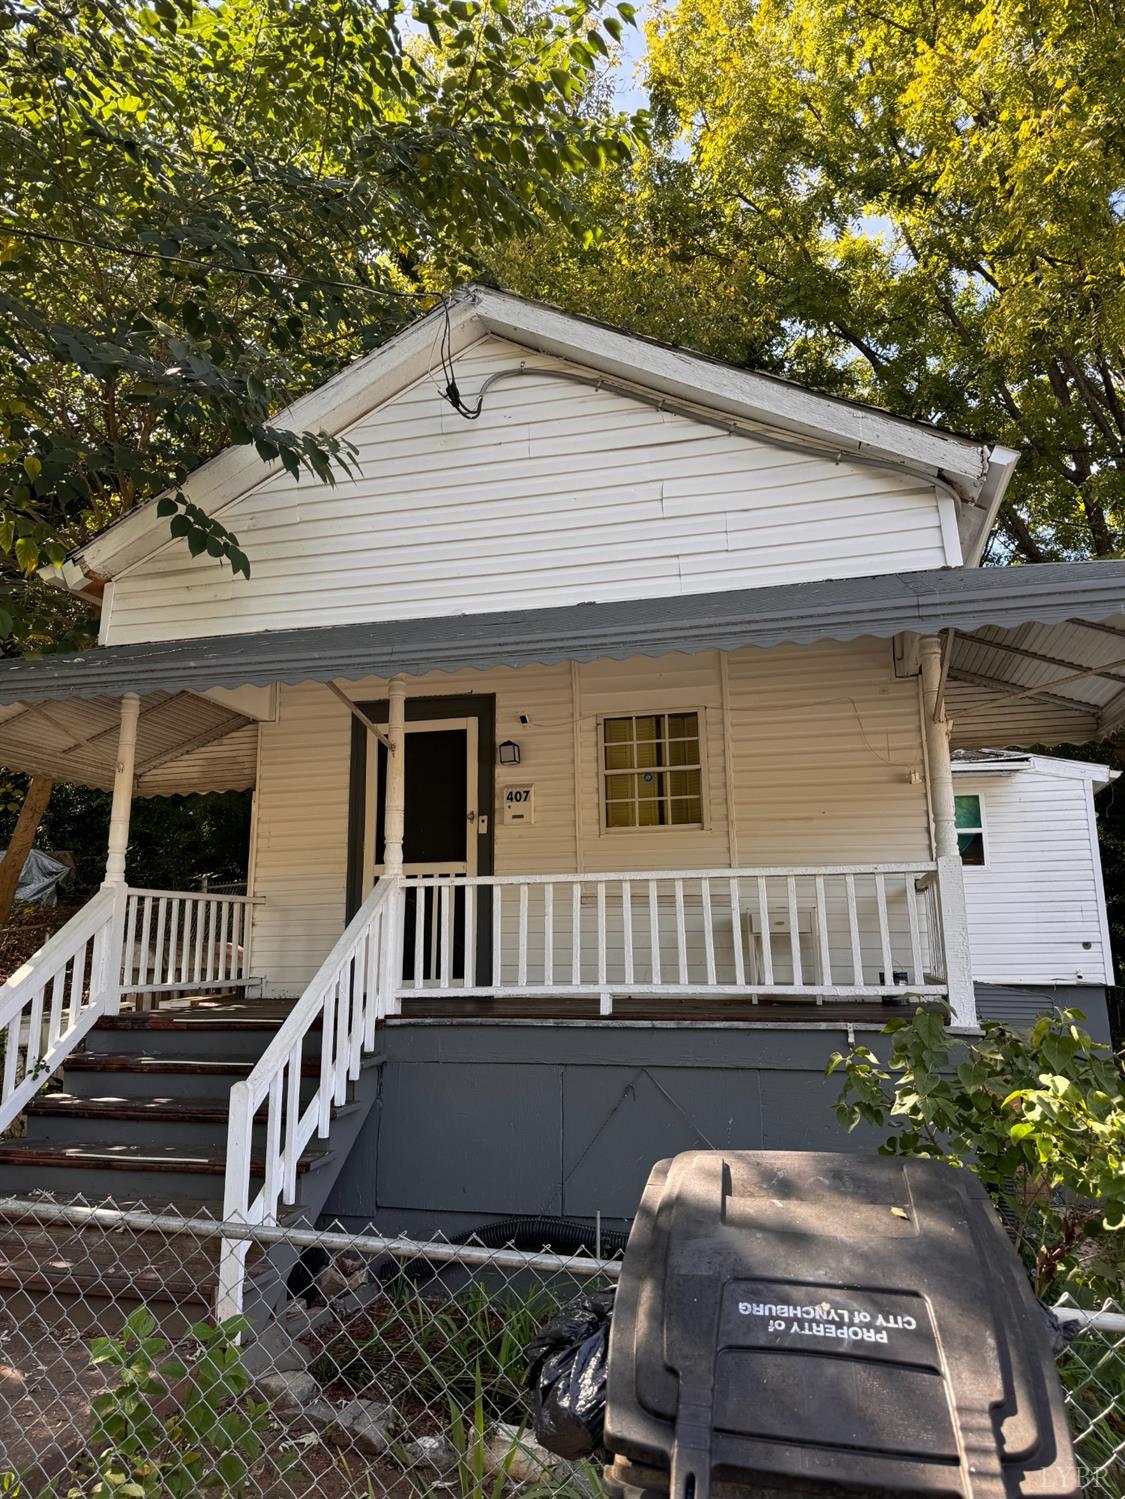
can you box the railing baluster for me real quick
[68,940,87,1030]
[815,876,831,988]
[218,899,232,984]
[441,883,453,990]
[122,895,139,991]
[228,902,241,983]
[905,876,924,986]
[787,876,802,987]
[493,885,503,988]
[207,900,220,982]
[729,878,745,987]
[845,874,863,986]
[263,1074,283,1213]
[192,896,205,983]
[166,900,181,987]
[464,885,476,990]
[47,970,65,1050]
[701,878,716,986]
[875,874,893,988]
[2,1019,18,1099]
[364,913,381,1044]
[181,900,194,985]
[138,896,153,990]
[517,883,529,988]
[596,882,607,988]
[571,882,581,985]
[622,880,634,987]
[648,880,661,985]
[283,1047,302,1202]
[412,883,425,988]
[756,877,773,987]
[542,884,553,986]
[25,984,44,1077]
[318,978,337,1135]
[334,974,349,1106]
[350,942,366,1078]
[153,898,168,990]
[674,880,687,985]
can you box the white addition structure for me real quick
[0,286,1122,1314]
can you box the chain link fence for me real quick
[0,1198,1121,1498]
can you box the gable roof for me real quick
[52,285,1019,598]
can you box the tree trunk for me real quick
[0,777,54,928]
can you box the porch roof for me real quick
[2,561,1125,789]
[0,691,256,795]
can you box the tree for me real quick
[0,0,641,888]
[496,0,1125,561]
[0,0,642,611]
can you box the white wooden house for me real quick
[952,749,1117,1041]
[0,286,1123,1313]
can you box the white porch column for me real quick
[103,692,140,886]
[380,676,407,1017]
[920,637,977,1029]
[383,676,407,877]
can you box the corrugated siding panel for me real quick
[104,336,950,646]
[136,723,258,796]
[946,682,1098,747]
[957,768,1110,983]
[248,639,933,994]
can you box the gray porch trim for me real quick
[4,562,1125,704]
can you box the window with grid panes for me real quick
[602,712,704,829]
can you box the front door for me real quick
[363,717,479,981]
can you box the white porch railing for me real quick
[391,865,951,1011]
[216,877,400,1321]
[0,885,126,1135]
[121,888,259,996]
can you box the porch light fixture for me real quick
[498,740,521,766]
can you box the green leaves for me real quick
[83,1308,272,1498]
[0,0,641,638]
[827,1008,1125,1299]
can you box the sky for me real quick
[608,2,653,112]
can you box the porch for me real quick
[2,561,1125,1314]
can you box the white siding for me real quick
[103,336,952,646]
[248,640,930,993]
[957,766,1113,985]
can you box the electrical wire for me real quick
[437,358,978,510]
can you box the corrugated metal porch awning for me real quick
[3,562,1125,702]
[1,561,1125,788]
[0,691,255,795]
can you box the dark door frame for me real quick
[346,693,496,980]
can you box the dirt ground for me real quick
[0,1303,112,1488]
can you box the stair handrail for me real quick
[217,876,401,1320]
[0,884,125,1134]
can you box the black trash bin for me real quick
[604,1151,1079,1499]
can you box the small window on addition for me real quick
[955,794,985,866]
[602,712,703,829]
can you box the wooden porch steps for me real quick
[0,1139,335,1177]
[0,1001,382,1328]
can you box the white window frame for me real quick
[954,791,988,868]
[597,708,710,834]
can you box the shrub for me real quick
[68,1308,275,1497]
[828,1008,1124,1300]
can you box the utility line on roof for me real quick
[440,361,976,510]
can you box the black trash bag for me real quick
[527,1289,615,1461]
